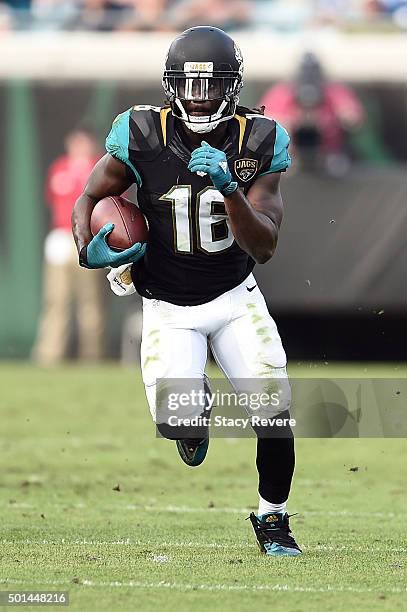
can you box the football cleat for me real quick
[248,511,302,556]
[176,437,209,467]
[175,375,211,467]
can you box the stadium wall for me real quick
[1,32,407,83]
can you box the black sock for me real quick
[254,411,295,504]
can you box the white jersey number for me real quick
[160,185,234,255]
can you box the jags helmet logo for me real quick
[234,158,258,182]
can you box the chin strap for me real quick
[184,120,221,134]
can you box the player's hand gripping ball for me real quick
[188,141,238,196]
[83,196,148,269]
[85,224,146,269]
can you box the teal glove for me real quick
[83,223,146,269]
[188,141,238,196]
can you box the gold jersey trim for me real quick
[160,107,172,146]
[233,114,247,154]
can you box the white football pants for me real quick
[140,273,290,422]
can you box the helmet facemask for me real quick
[163,65,243,133]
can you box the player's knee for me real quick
[246,376,291,419]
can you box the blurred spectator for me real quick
[373,0,407,14]
[120,0,172,31]
[253,0,313,31]
[314,0,349,26]
[0,2,14,31]
[71,0,132,31]
[30,0,79,30]
[3,0,31,8]
[376,0,407,27]
[3,0,407,31]
[168,0,250,31]
[3,0,31,28]
[33,129,105,365]
[258,52,365,176]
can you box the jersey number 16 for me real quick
[160,186,234,255]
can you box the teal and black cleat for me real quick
[176,437,209,467]
[248,511,302,556]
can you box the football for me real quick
[90,195,149,250]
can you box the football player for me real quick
[72,26,301,556]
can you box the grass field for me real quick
[1,362,406,611]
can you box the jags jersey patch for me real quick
[234,158,258,182]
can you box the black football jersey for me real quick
[105,105,291,306]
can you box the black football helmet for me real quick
[163,26,244,133]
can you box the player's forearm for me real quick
[72,155,134,254]
[224,189,278,264]
[71,192,97,254]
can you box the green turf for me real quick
[0,362,406,611]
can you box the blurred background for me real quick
[1,0,407,363]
